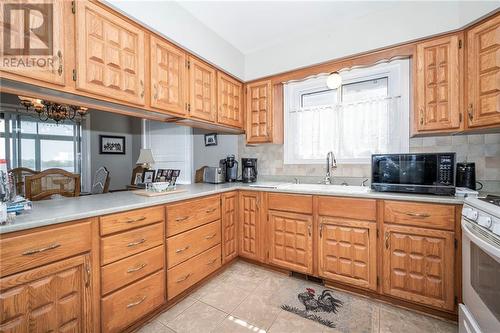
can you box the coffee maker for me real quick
[241,158,257,183]
[456,162,477,190]
[220,155,238,182]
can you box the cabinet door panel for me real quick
[238,192,260,261]
[416,35,461,132]
[0,0,65,85]
[222,192,238,263]
[188,57,217,122]
[150,37,187,115]
[246,80,272,143]
[75,1,145,105]
[382,224,455,310]
[0,255,92,333]
[318,217,377,290]
[466,15,500,128]
[268,210,313,274]
[217,73,243,128]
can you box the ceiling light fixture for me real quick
[326,71,342,89]
[18,96,88,124]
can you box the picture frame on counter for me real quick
[143,170,155,184]
[155,169,167,182]
[100,135,126,154]
[204,133,217,146]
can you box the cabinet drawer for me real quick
[167,220,221,268]
[0,221,91,277]
[101,223,164,265]
[317,196,376,221]
[268,193,313,214]
[384,201,455,231]
[102,270,165,333]
[166,195,220,236]
[100,206,164,236]
[101,245,164,295]
[167,245,221,300]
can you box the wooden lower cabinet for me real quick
[238,191,262,261]
[268,210,313,274]
[0,254,93,332]
[382,224,455,311]
[222,192,238,263]
[318,217,377,291]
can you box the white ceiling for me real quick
[177,1,395,55]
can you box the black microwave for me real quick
[371,153,456,196]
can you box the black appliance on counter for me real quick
[241,158,257,183]
[456,162,477,190]
[220,155,238,182]
[371,153,455,195]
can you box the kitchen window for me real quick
[284,60,410,164]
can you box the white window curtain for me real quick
[284,60,409,164]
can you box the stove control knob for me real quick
[466,210,479,221]
[462,207,473,217]
[492,223,500,237]
[477,216,492,229]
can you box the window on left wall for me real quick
[0,113,82,173]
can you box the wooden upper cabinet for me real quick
[150,36,187,115]
[246,80,273,143]
[75,1,145,105]
[318,217,377,291]
[268,210,313,274]
[0,254,93,332]
[0,0,65,86]
[466,14,500,128]
[415,34,462,133]
[188,57,217,122]
[238,191,261,261]
[382,224,455,310]
[222,192,238,263]
[217,72,244,128]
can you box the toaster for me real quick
[203,167,226,184]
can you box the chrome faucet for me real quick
[324,151,337,184]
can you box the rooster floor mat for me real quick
[281,287,378,331]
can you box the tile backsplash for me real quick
[238,133,500,192]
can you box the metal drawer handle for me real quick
[125,216,146,223]
[175,245,190,253]
[176,273,191,283]
[406,212,430,218]
[127,263,147,273]
[205,233,217,240]
[127,295,147,308]
[176,216,189,222]
[22,243,61,256]
[127,239,146,247]
[207,258,218,265]
[206,208,217,213]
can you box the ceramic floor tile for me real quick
[136,320,175,333]
[268,309,325,333]
[212,315,268,333]
[199,283,250,313]
[433,318,459,333]
[156,296,196,326]
[231,291,282,329]
[379,304,436,333]
[190,274,227,300]
[166,300,227,333]
[221,270,264,292]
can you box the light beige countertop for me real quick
[0,182,465,234]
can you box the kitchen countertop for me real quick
[0,182,465,234]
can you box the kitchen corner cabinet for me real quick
[188,57,217,122]
[382,224,455,311]
[222,192,239,263]
[75,1,146,106]
[150,36,187,115]
[238,191,262,261]
[466,14,500,128]
[217,72,244,128]
[0,254,93,332]
[0,0,66,86]
[414,34,462,134]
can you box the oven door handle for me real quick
[462,219,500,259]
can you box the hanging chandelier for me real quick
[18,96,88,124]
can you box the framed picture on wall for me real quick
[204,133,217,146]
[100,135,126,154]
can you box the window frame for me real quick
[284,59,410,165]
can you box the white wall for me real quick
[192,130,239,178]
[104,0,245,79]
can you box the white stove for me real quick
[459,195,500,333]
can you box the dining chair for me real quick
[25,168,81,201]
[9,167,39,197]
